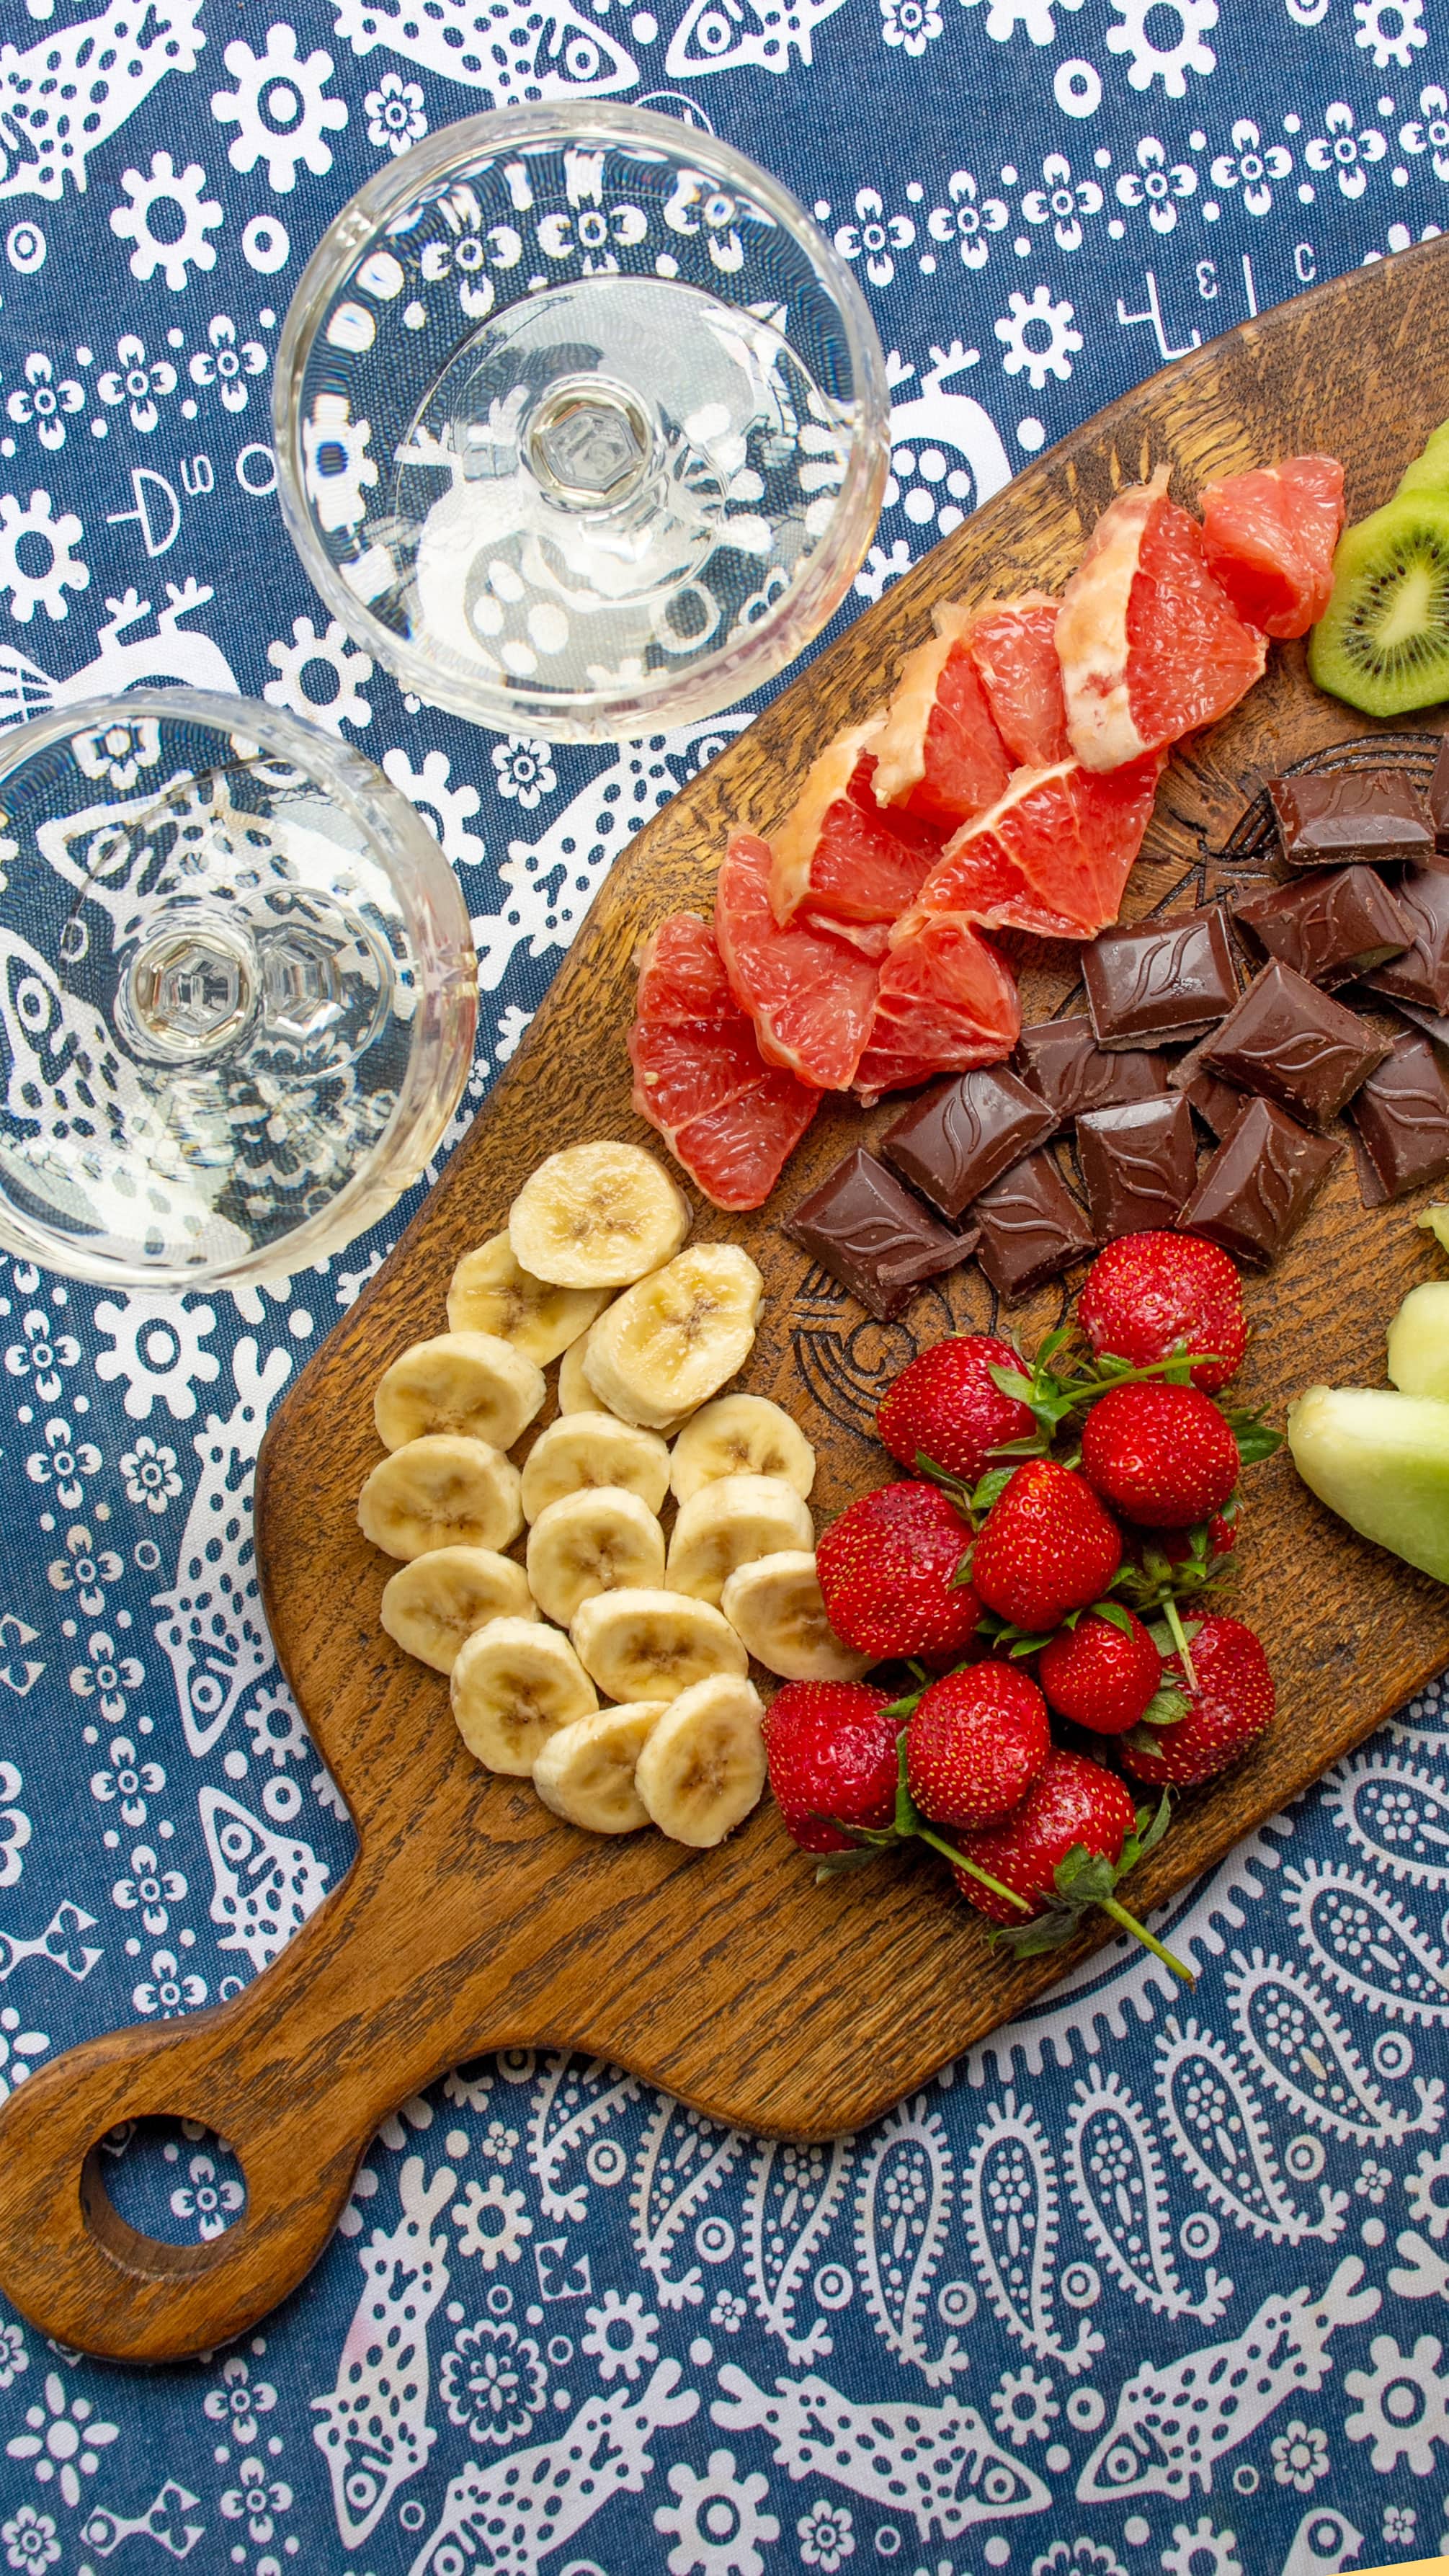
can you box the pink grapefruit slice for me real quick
[902,752,1165,942]
[629,912,819,1209]
[769,723,944,927]
[1056,467,1267,772]
[854,915,1021,1105]
[968,592,1070,766]
[715,830,880,1091]
[867,607,1014,830]
[1200,453,1345,638]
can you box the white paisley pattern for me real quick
[0,5,1442,2570]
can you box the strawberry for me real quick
[905,1662,1050,1832]
[1037,1607,1169,1736]
[1080,1381,1239,1529]
[878,1335,1035,1484]
[1119,1613,1275,1786]
[764,1680,899,1853]
[1077,1231,1247,1394]
[816,1480,979,1658]
[971,1459,1123,1631]
[950,1747,1192,1979]
[1148,1508,1239,1566]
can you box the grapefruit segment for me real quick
[715,830,880,1092]
[1200,453,1346,638]
[1056,467,1267,771]
[769,723,944,927]
[902,752,1165,942]
[968,592,1070,765]
[854,916,1021,1105]
[868,607,1014,829]
[629,912,818,1211]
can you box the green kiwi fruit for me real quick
[1396,417,1449,501]
[1308,489,1449,717]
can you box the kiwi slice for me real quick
[1308,490,1449,717]
[1396,417,1449,501]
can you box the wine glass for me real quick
[273,101,889,743]
[0,691,477,1288]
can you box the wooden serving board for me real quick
[5,242,1449,2366]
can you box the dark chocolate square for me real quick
[1268,768,1434,868]
[1364,868,1449,1012]
[1177,1095,1341,1267]
[973,1149,1096,1302]
[785,1147,970,1322]
[1430,733,1449,855]
[1014,1017,1170,1120]
[1181,1067,1249,1138]
[1196,959,1390,1127]
[1347,1032,1449,1204]
[1231,866,1412,988]
[1082,909,1239,1050]
[881,1064,1056,1221]
[1076,1096,1198,1239]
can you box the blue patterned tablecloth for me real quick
[1,6,1448,2573]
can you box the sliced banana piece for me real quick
[509,1139,692,1288]
[721,1550,873,1683]
[583,1244,763,1430]
[358,1435,523,1561]
[571,1586,747,1702]
[447,1234,607,1364]
[532,1700,666,1834]
[374,1331,545,1453]
[558,1315,613,1414]
[666,1472,814,1608]
[522,1415,670,1521]
[380,1546,536,1674]
[634,1671,767,1848]
[669,1395,815,1505]
[525,1485,666,1626]
[450,1616,597,1775]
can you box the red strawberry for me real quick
[905,1662,1050,1832]
[1077,1230,1247,1394]
[950,1747,1138,1923]
[1119,1613,1275,1786]
[971,1460,1123,1631]
[816,1481,979,1658]
[1143,1508,1239,1566]
[764,1680,900,1853]
[877,1335,1035,1483]
[1081,1382,1239,1529]
[1038,1608,1164,1736]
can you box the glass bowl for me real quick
[273,102,889,742]
[0,691,477,1288]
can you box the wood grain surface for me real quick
[5,239,1449,2365]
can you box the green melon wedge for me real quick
[1388,1281,1449,1401]
[1288,1383,1449,1583]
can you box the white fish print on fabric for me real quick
[313,2153,455,2546]
[1076,2258,1381,2501]
[965,2090,1102,2371]
[713,2364,1053,2535]
[0,1897,101,1983]
[152,1338,290,1760]
[198,1786,330,1971]
[329,0,638,105]
[79,2476,205,2559]
[744,2134,852,2363]
[1066,2069,1233,2322]
[855,2095,970,2384]
[855,344,1013,599]
[406,2360,698,2574]
[0,582,240,732]
[665,0,848,76]
[0,3,204,204]
[1279,2506,1365,2576]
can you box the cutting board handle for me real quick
[0,1862,478,2362]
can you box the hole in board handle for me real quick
[81,2115,249,2284]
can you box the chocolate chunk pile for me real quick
[786,744,1449,1319]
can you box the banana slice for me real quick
[374,1331,545,1453]
[447,1234,607,1364]
[358,1435,524,1561]
[450,1616,597,1775]
[633,1672,767,1848]
[721,1550,873,1683]
[571,1586,748,1702]
[669,1395,815,1505]
[665,1473,814,1608]
[558,1317,613,1414]
[532,1700,666,1834]
[522,1415,670,1520]
[525,1485,666,1626]
[509,1140,692,1288]
[583,1244,763,1430]
[381,1546,537,1674]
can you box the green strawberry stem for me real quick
[1098,1894,1195,1982]
[1160,1595,1200,1688]
[914,1824,1033,1914]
